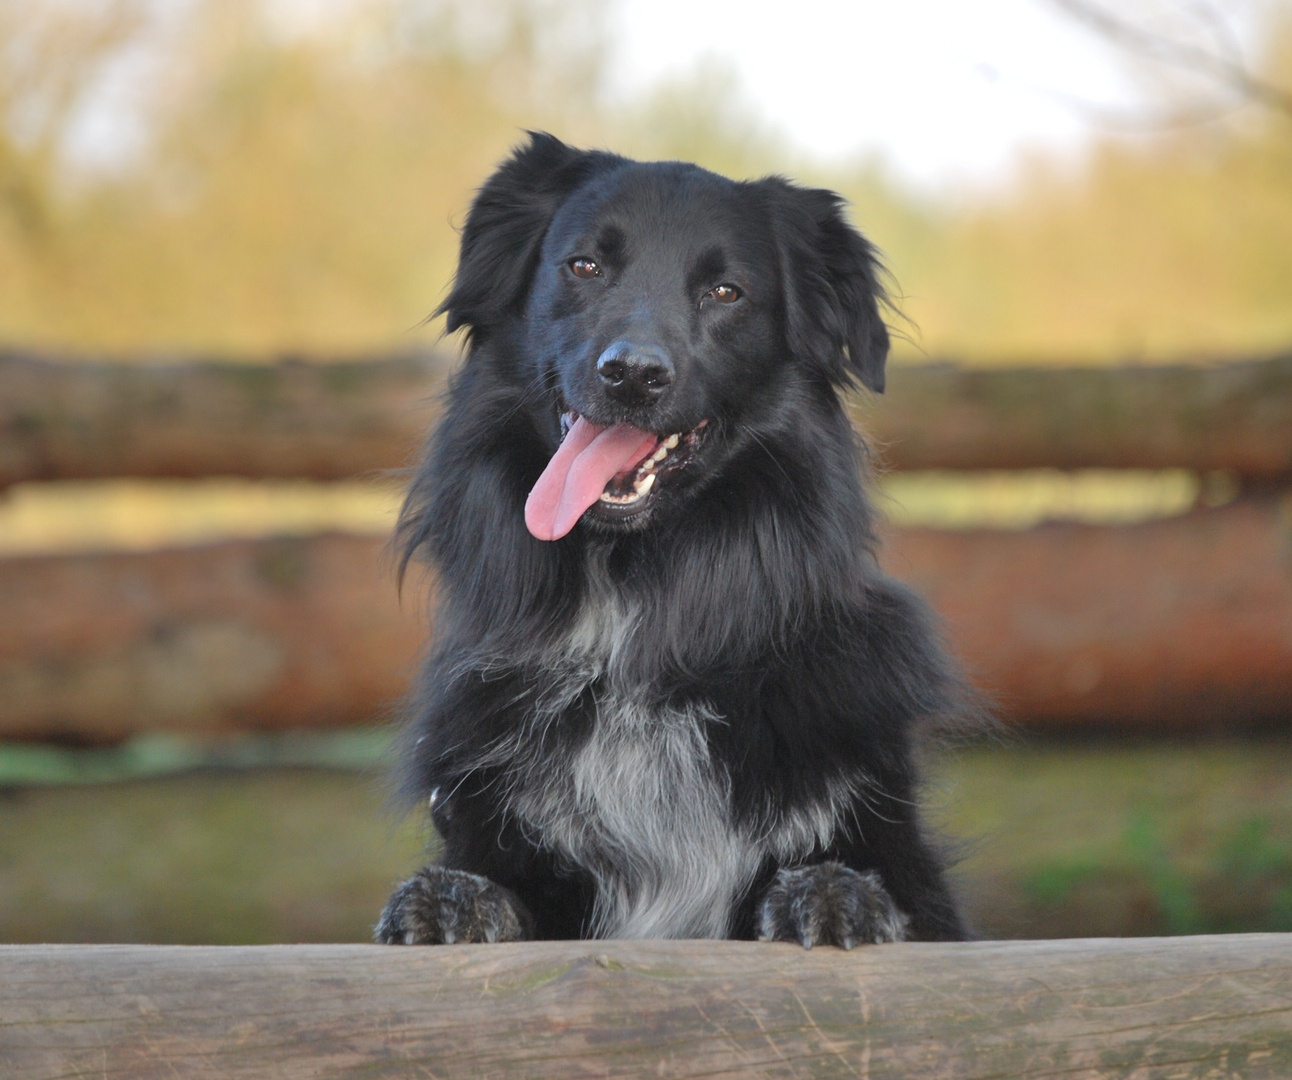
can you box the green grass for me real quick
[932,739,1292,938]
[0,767,428,944]
[2,738,1290,944]
[0,729,393,786]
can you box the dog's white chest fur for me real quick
[505,574,854,940]
[516,694,755,938]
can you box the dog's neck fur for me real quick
[486,547,858,939]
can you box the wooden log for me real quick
[1,501,1289,738]
[0,533,427,742]
[884,498,1292,730]
[865,353,1292,476]
[0,347,446,488]
[2,937,1290,1079]
[3,349,1292,485]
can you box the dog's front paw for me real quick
[758,862,910,949]
[375,866,535,945]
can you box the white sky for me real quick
[607,0,1274,191]
[66,0,1280,193]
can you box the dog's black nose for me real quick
[596,341,674,404]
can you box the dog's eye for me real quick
[709,284,741,304]
[570,258,601,279]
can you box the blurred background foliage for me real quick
[1,0,1291,360]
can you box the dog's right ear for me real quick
[436,133,620,339]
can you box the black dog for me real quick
[376,133,972,948]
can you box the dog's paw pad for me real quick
[374,866,534,945]
[758,862,909,949]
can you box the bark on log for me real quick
[0,348,446,488]
[0,533,426,742]
[2,937,1290,1079]
[865,353,1292,476]
[3,349,1292,485]
[1,501,1290,739]
[882,497,1292,731]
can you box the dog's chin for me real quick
[583,479,672,532]
[584,498,660,533]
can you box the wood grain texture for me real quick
[884,498,1292,731]
[0,533,427,741]
[0,348,444,489]
[4,350,1292,485]
[2,500,1290,738]
[2,937,1290,1079]
[862,354,1292,477]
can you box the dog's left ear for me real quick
[759,179,890,393]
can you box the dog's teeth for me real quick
[599,472,657,506]
[593,425,702,510]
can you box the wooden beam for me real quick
[865,353,1292,476]
[883,498,1292,731]
[0,533,426,741]
[4,350,1292,485]
[2,937,1290,1079]
[1,501,1289,739]
[0,348,445,488]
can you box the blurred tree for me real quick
[0,0,610,352]
[906,5,1292,362]
[0,0,146,241]
[0,0,1289,362]
[1043,0,1292,121]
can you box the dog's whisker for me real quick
[739,424,795,488]
[494,368,559,427]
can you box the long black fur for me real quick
[377,133,972,948]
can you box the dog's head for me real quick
[438,132,890,540]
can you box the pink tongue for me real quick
[525,417,658,540]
